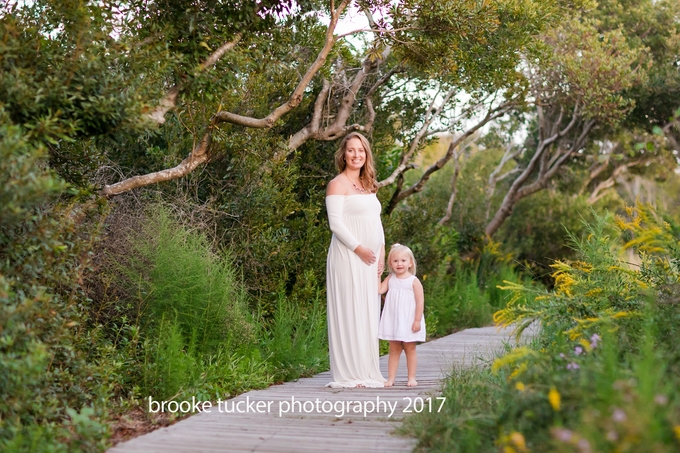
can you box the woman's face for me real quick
[344,137,366,172]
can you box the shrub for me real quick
[404,206,680,452]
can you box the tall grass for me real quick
[119,207,264,400]
[261,293,328,382]
[112,205,330,403]
[426,264,526,336]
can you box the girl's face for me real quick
[390,251,412,276]
[344,137,366,172]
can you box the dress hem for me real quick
[325,379,385,388]
[378,336,425,342]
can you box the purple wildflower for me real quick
[612,408,627,422]
[567,362,580,370]
[574,345,584,355]
[654,394,668,405]
[552,428,573,442]
[577,438,592,453]
[590,334,601,349]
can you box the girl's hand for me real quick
[412,320,421,333]
[354,245,376,265]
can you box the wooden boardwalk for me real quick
[109,325,533,453]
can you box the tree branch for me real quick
[484,106,587,237]
[145,34,243,125]
[146,85,180,125]
[196,33,243,71]
[378,88,458,188]
[101,132,212,197]
[214,0,351,129]
[102,1,350,196]
[587,156,648,204]
[485,144,521,221]
[287,48,393,149]
[384,102,513,214]
[438,146,468,225]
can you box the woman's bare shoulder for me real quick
[326,176,348,196]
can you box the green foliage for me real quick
[0,111,110,450]
[498,191,597,282]
[406,206,680,452]
[537,17,646,125]
[0,3,146,145]
[1,0,677,451]
[593,0,680,129]
[425,266,523,336]
[111,206,259,399]
[91,204,329,403]
[262,293,329,382]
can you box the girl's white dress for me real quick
[325,194,386,388]
[378,274,426,342]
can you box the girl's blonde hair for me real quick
[387,243,417,275]
[334,132,378,193]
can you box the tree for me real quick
[479,1,680,236]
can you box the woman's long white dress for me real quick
[325,194,386,388]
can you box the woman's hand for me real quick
[354,245,376,265]
[377,245,385,276]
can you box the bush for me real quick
[404,206,680,452]
[0,112,110,451]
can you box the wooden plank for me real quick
[108,323,535,453]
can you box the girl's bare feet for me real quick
[355,383,366,388]
[407,379,417,387]
[384,380,394,387]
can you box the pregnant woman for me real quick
[325,132,386,388]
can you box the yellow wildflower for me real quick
[516,382,526,392]
[509,363,528,380]
[571,261,593,273]
[548,387,561,411]
[584,288,602,297]
[491,347,538,374]
[578,338,592,353]
[510,432,527,452]
[566,329,582,341]
[673,425,680,442]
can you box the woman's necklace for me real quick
[344,173,366,194]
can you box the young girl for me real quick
[378,244,425,387]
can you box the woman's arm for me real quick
[326,196,360,251]
[412,277,424,332]
[378,274,391,295]
[325,182,376,265]
[377,244,385,276]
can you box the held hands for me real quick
[412,320,421,333]
[354,245,376,266]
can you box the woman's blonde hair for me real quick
[387,243,417,275]
[334,132,378,193]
